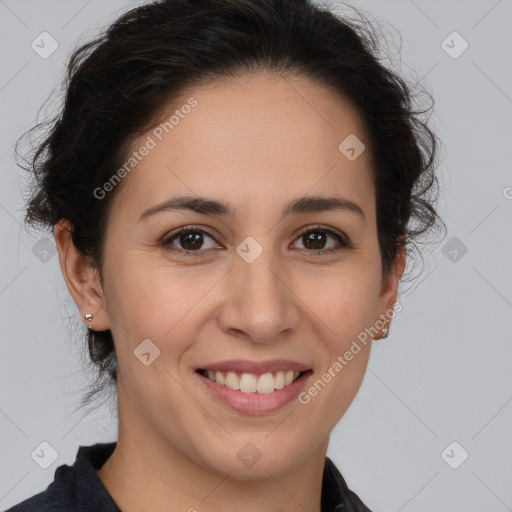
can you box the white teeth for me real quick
[256,373,275,394]
[239,373,257,393]
[215,371,225,386]
[225,371,240,390]
[204,369,302,393]
[274,371,285,389]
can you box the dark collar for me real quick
[321,456,373,511]
[8,442,372,511]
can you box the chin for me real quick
[196,439,307,481]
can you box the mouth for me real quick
[194,366,313,415]
[195,368,312,394]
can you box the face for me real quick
[64,72,403,478]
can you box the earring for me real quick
[84,312,93,329]
[381,321,389,339]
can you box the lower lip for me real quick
[196,370,313,416]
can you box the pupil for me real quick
[181,232,202,250]
[305,232,325,250]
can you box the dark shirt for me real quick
[6,442,373,511]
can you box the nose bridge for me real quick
[240,249,282,297]
[219,239,299,342]
[237,241,286,309]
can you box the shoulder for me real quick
[322,456,374,512]
[6,442,119,512]
[5,478,69,511]
[6,462,80,512]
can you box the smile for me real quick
[195,368,313,415]
[197,369,303,394]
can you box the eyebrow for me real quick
[138,194,366,222]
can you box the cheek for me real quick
[297,263,381,336]
[102,254,219,350]
[305,284,375,419]
[296,263,380,399]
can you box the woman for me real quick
[9,0,444,510]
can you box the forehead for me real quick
[112,72,375,222]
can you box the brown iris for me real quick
[302,231,327,250]
[179,231,204,250]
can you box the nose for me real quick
[216,249,301,343]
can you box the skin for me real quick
[54,72,405,512]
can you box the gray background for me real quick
[1,0,511,510]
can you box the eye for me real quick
[162,225,219,256]
[162,223,353,258]
[291,225,353,255]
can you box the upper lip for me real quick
[197,359,312,375]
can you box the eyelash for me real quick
[161,224,353,258]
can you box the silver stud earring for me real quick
[84,313,93,328]
[381,322,389,339]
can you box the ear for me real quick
[53,219,110,331]
[375,240,406,339]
